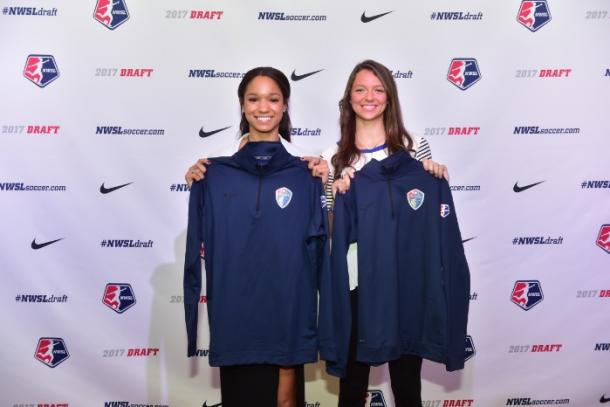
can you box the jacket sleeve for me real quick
[321,188,356,377]
[184,180,205,357]
[307,180,334,360]
[439,179,470,371]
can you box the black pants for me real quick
[338,289,423,407]
[220,364,305,407]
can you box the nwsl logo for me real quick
[511,280,544,310]
[465,335,475,361]
[94,0,129,30]
[23,55,59,88]
[517,1,551,32]
[35,337,69,368]
[365,390,387,407]
[597,225,610,254]
[102,283,136,313]
[447,58,481,90]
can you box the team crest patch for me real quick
[275,187,292,209]
[440,204,451,218]
[407,189,425,210]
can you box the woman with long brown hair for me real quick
[324,59,450,406]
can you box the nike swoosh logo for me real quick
[513,180,545,193]
[100,182,132,194]
[601,394,610,403]
[361,11,393,23]
[202,402,222,407]
[462,237,476,244]
[291,69,323,81]
[31,238,63,250]
[199,125,231,138]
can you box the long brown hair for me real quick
[332,60,413,177]
[237,67,292,141]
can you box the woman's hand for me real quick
[332,166,356,196]
[422,159,449,181]
[185,158,211,186]
[301,156,329,184]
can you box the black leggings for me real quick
[220,364,305,407]
[338,289,423,407]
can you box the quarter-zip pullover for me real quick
[184,141,338,367]
[330,149,470,375]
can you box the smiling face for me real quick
[241,75,286,139]
[349,69,388,123]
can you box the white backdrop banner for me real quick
[1,0,609,406]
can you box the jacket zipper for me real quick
[256,167,263,212]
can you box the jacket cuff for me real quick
[445,356,465,372]
[187,339,197,357]
[325,361,346,378]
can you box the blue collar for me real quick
[359,143,387,153]
[334,141,388,154]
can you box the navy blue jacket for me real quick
[331,149,470,374]
[184,142,338,367]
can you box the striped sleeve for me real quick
[325,173,335,211]
[413,136,433,161]
[321,145,337,211]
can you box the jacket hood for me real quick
[359,149,420,180]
